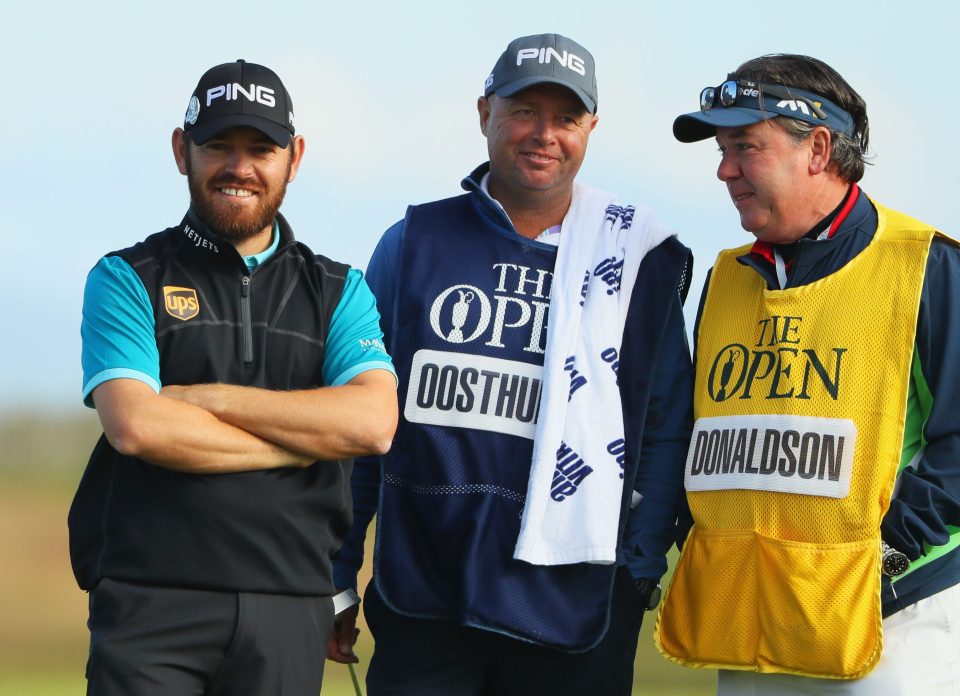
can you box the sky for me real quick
[1,0,956,416]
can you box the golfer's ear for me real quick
[173,128,189,175]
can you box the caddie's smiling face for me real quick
[479,83,597,204]
[172,126,305,250]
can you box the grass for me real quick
[0,412,714,694]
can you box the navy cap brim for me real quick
[493,76,597,114]
[187,113,293,147]
[673,108,779,143]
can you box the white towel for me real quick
[514,182,675,565]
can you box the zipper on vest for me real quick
[241,275,253,363]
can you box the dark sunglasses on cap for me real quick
[672,76,860,142]
[700,80,828,120]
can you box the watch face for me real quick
[646,584,662,611]
[883,552,910,577]
[635,578,662,610]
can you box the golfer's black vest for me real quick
[69,211,351,595]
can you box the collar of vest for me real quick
[462,162,490,194]
[178,209,298,265]
[461,161,516,233]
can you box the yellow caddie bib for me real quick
[655,204,937,679]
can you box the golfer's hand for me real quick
[327,603,360,664]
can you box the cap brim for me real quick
[493,76,597,114]
[673,108,779,143]
[187,114,292,147]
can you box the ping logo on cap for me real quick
[206,83,276,108]
[163,286,200,321]
[515,47,587,76]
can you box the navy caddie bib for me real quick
[376,193,619,651]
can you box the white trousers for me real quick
[717,583,960,695]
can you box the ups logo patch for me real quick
[163,286,200,321]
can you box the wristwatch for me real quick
[880,540,910,577]
[634,578,662,610]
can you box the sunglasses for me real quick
[700,80,828,121]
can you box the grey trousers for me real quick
[85,577,334,696]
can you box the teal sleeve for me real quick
[81,256,160,407]
[322,268,396,386]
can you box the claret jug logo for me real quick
[163,286,200,321]
[707,315,847,402]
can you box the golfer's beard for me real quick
[186,170,289,243]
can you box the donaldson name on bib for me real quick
[685,414,856,497]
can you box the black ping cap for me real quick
[183,59,295,146]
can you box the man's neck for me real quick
[768,177,850,245]
[232,225,275,257]
[487,180,573,239]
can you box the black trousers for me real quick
[85,578,334,696]
[364,565,647,696]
